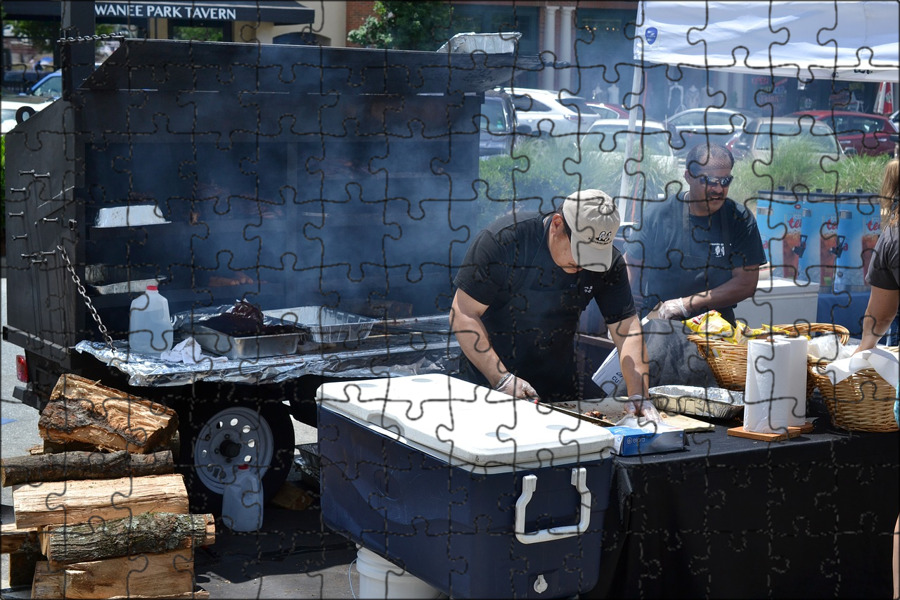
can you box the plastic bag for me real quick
[592,348,624,398]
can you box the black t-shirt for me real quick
[626,194,765,320]
[866,222,899,291]
[454,213,635,325]
[453,213,635,401]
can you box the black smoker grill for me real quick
[3,38,534,510]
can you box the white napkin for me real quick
[159,337,213,364]
[808,334,855,361]
[823,347,899,388]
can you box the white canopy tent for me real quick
[635,1,899,83]
[618,1,900,212]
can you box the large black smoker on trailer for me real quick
[3,39,531,510]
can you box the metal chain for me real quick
[57,244,116,350]
[57,33,128,44]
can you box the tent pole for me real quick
[618,63,644,222]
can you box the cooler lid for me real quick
[317,374,614,470]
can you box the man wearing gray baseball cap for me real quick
[451,189,651,410]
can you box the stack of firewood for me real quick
[1,374,213,599]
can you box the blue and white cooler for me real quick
[317,374,616,599]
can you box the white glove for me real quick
[625,394,661,423]
[496,373,540,401]
[657,297,688,320]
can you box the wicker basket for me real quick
[687,323,850,393]
[808,354,899,433]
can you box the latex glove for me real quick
[657,297,688,320]
[496,373,540,401]
[624,394,661,423]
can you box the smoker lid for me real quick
[82,39,542,96]
[317,374,614,471]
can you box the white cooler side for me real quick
[736,275,820,328]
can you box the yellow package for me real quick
[683,310,736,340]
[744,324,794,340]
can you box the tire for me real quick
[15,105,36,124]
[177,399,295,514]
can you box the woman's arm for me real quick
[856,285,900,352]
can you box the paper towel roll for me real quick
[772,335,809,426]
[743,338,795,433]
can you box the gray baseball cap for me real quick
[562,189,620,272]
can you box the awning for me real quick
[634,1,900,82]
[2,0,315,26]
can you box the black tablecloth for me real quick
[590,400,899,598]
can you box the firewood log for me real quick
[13,474,189,530]
[39,374,178,453]
[42,512,214,563]
[32,549,201,599]
[1,450,174,487]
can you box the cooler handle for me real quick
[514,467,591,545]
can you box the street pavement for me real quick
[0,273,361,598]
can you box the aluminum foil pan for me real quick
[264,306,376,344]
[649,385,744,419]
[190,324,303,360]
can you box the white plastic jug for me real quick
[221,464,264,532]
[128,285,173,354]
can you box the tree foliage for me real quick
[10,21,59,54]
[348,1,452,51]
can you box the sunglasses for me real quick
[695,174,734,187]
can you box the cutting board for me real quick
[546,399,715,433]
[659,412,715,433]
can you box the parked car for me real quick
[478,90,517,157]
[788,110,898,156]
[583,118,675,163]
[728,116,844,162]
[665,107,758,155]
[586,102,629,119]
[581,119,680,199]
[1,96,53,135]
[503,87,603,137]
[27,70,62,100]
[2,65,44,94]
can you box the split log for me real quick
[13,474,189,530]
[1,450,174,487]
[1,522,43,554]
[2,523,44,587]
[43,512,214,564]
[43,431,180,457]
[40,374,178,454]
[32,549,198,599]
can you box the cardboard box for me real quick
[607,421,685,456]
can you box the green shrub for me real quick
[729,140,889,213]
[478,137,682,222]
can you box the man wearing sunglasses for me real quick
[625,143,765,326]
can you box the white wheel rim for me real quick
[193,406,275,494]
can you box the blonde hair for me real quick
[880,159,899,226]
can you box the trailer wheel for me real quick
[178,401,294,514]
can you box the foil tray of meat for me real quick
[262,306,377,344]
[648,385,744,419]
[187,300,309,359]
